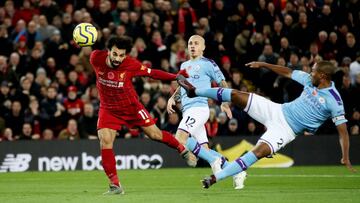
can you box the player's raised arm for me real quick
[246,61,293,78]
[336,123,357,172]
[218,80,232,119]
[167,87,180,114]
[134,64,189,81]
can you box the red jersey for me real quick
[90,50,152,113]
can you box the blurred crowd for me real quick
[0,0,359,142]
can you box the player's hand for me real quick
[177,69,189,78]
[245,61,263,69]
[167,97,176,114]
[341,158,357,173]
[221,102,232,119]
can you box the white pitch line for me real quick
[249,174,360,178]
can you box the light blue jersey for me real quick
[282,70,347,135]
[180,57,225,112]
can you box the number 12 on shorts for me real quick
[185,116,196,128]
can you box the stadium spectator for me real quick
[151,95,168,129]
[58,118,80,140]
[17,122,40,140]
[78,102,98,140]
[164,111,180,135]
[4,100,24,137]
[205,108,218,138]
[0,25,13,57]
[349,110,359,136]
[63,85,84,120]
[0,80,11,114]
[42,128,54,140]
[226,118,239,136]
[217,112,228,136]
[37,15,58,42]
[246,120,262,136]
[0,127,13,141]
[24,95,42,132]
[349,52,360,85]
[40,86,65,135]
[14,0,39,24]
[38,0,62,24]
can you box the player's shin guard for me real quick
[101,149,120,186]
[215,151,258,181]
[185,137,216,164]
[195,88,232,102]
[161,130,185,153]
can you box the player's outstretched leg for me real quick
[185,136,223,173]
[201,151,258,189]
[206,148,247,189]
[143,125,198,166]
[177,76,250,109]
[161,130,198,166]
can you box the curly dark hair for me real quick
[107,36,133,53]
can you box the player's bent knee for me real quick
[231,90,249,109]
[252,142,272,159]
[98,128,116,148]
[175,130,189,145]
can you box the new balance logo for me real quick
[0,154,32,173]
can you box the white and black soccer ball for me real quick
[73,23,98,47]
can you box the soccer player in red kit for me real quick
[90,37,195,195]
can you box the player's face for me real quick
[188,36,205,59]
[310,63,323,86]
[108,46,127,68]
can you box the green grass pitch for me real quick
[0,166,359,203]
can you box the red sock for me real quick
[161,130,185,153]
[101,149,120,186]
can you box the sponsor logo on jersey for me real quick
[0,154,32,172]
[191,75,200,79]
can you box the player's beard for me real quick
[107,56,121,68]
[311,77,320,86]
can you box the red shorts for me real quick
[97,105,155,130]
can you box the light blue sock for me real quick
[215,151,258,181]
[195,88,232,102]
[185,137,216,164]
[208,150,229,168]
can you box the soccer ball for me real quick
[73,23,98,47]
